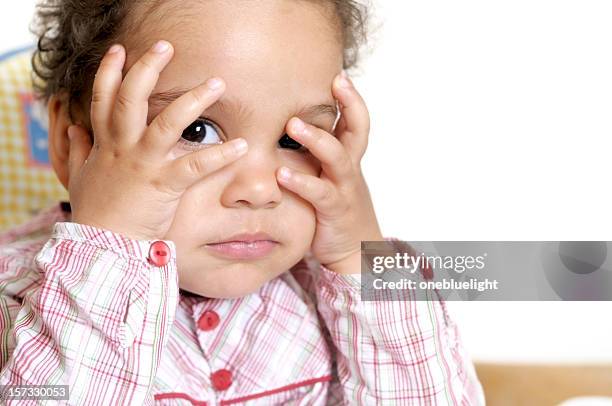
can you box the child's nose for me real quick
[220,154,283,209]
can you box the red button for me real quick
[148,241,170,267]
[211,369,232,390]
[197,310,220,331]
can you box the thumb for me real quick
[67,125,93,177]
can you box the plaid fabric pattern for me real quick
[0,46,69,232]
[0,203,485,405]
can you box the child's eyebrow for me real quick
[148,88,338,123]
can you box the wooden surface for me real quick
[475,363,612,406]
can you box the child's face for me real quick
[121,0,343,298]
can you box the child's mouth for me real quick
[205,240,279,260]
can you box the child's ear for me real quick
[47,93,90,191]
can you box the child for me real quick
[0,0,485,404]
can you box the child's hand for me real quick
[66,41,248,241]
[276,72,383,274]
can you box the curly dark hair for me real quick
[29,0,372,125]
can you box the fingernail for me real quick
[279,166,292,181]
[291,117,306,134]
[233,138,248,154]
[152,40,170,53]
[206,78,223,90]
[67,126,76,140]
[338,71,352,88]
[106,44,121,55]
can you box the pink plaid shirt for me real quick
[0,202,484,405]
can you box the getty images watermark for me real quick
[360,240,612,301]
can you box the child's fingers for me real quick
[167,138,248,191]
[276,166,338,213]
[67,125,93,179]
[286,117,354,184]
[112,40,174,145]
[90,44,125,144]
[143,78,225,155]
[331,72,370,160]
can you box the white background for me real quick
[2,1,611,363]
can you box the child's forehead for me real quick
[125,0,342,72]
[135,40,342,110]
[124,45,341,122]
[123,0,343,122]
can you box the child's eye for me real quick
[178,118,223,150]
[278,133,308,153]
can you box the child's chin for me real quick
[179,268,279,299]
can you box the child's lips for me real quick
[211,231,277,243]
[205,240,279,260]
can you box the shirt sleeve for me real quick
[0,221,179,405]
[313,238,486,406]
